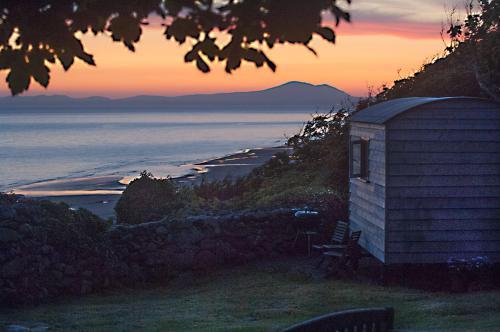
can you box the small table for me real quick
[293,210,320,256]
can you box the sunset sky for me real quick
[0,0,464,98]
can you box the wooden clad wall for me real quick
[385,99,500,264]
[349,122,386,262]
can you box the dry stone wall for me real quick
[0,198,298,306]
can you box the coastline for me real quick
[14,146,290,220]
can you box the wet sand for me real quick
[17,146,290,220]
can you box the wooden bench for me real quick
[281,307,395,332]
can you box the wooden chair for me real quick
[321,230,362,273]
[312,220,348,252]
[281,307,394,332]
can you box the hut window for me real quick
[351,138,369,180]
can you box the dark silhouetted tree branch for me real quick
[0,0,351,95]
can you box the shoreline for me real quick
[14,146,290,220]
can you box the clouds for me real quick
[350,0,462,24]
[332,0,467,39]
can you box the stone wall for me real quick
[0,201,299,306]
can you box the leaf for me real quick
[243,49,265,67]
[78,52,96,66]
[199,38,219,61]
[6,66,30,95]
[305,45,318,56]
[165,18,200,44]
[225,55,241,73]
[0,50,13,70]
[28,51,50,88]
[184,50,197,63]
[196,56,210,73]
[316,27,336,43]
[108,16,142,52]
[57,51,75,71]
[262,53,277,72]
[31,64,50,88]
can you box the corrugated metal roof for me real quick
[350,97,487,124]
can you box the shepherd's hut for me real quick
[348,97,500,264]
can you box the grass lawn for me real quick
[1,258,499,331]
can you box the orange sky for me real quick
[0,1,463,98]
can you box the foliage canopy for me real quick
[0,0,351,95]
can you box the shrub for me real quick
[287,109,350,195]
[115,171,186,224]
[0,193,110,250]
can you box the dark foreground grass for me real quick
[1,258,499,331]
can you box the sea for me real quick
[0,109,312,192]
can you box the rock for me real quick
[0,205,16,220]
[62,277,77,289]
[51,270,64,281]
[0,228,20,243]
[18,223,33,236]
[80,280,93,294]
[171,250,195,269]
[193,250,216,270]
[199,238,217,249]
[31,323,49,332]
[112,262,129,278]
[145,250,169,266]
[5,323,49,332]
[155,225,168,234]
[54,263,66,271]
[170,228,205,245]
[5,324,30,332]
[64,265,77,276]
[145,242,157,251]
[82,270,93,278]
[1,258,25,278]
[41,245,52,255]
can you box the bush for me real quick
[287,109,350,195]
[115,171,186,224]
[0,193,110,251]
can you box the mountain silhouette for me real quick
[0,81,357,111]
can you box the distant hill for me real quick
[0,81,357,112]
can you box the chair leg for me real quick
[351,257,360,271]
[293,230,300,247]
[315,256,325,269]
[307,234,312,257]
[324,257,339,278]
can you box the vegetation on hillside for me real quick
[115,108,350,224]
[357,0,499,109]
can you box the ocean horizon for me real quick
[0,109,312,193]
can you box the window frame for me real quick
[350,137,369,181]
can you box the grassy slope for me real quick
[2,258,499,331]
[234,169,335,210]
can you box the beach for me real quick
[15,146,290,220]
